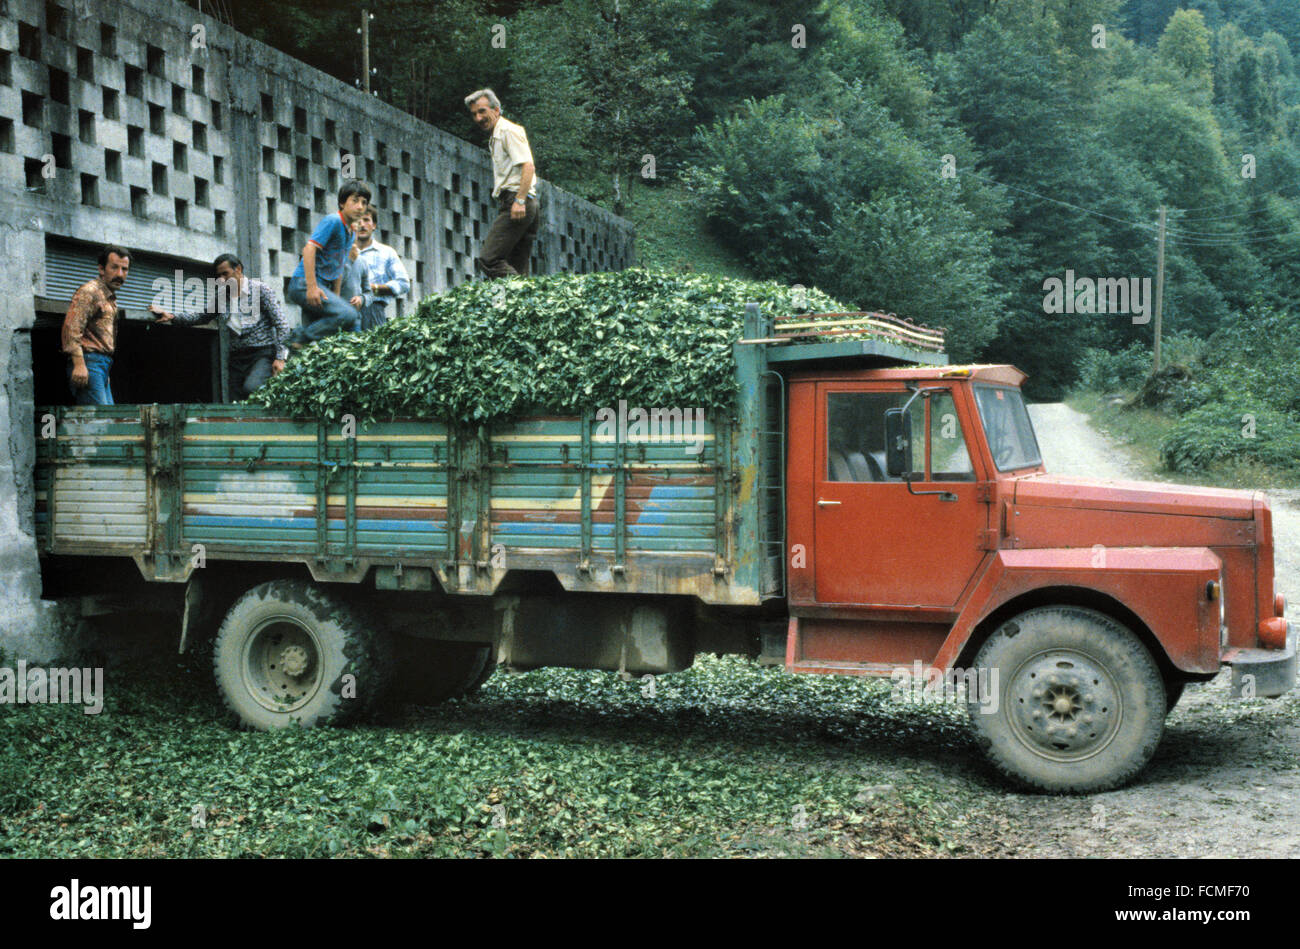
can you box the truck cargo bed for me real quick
[34,403,765,604]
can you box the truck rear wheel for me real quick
[968,606,1166,793]
[213,580,392,729]
[464,651,497,696]
[391,639,494,705]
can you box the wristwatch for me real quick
[514,196,527,206]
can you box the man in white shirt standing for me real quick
[353,207,411,330]
[464,88,541,278]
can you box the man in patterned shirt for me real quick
[61,244,132,405]
[149,253,290,400]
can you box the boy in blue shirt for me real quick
[286,181,371,349]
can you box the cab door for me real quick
[811,383,990,608]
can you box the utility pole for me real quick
[1153,204,1166,372]
[361,8,370,96]
[611,0,623,216]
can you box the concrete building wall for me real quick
[0,0,636,659]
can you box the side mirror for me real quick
[884,407,912,478]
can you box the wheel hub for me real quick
[1010,650,1121,760]
[280,644,309,677]
[240,619,324,713]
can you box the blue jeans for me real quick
[359,300,390,331]
[68,352,114,405]
[287,276,360,344]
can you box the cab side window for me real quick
[928,391,975,482]
[826,391,919,482]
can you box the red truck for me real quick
[34,304,1295,792]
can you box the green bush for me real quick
[687,88,1005,361]
[1160,333,1207,369]
[1075,343,1150,392]
[1160,401,1300,472]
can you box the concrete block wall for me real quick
[0,0,636,659]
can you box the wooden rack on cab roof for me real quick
[745,311,946,351]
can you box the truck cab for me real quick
[779,361,1294,791]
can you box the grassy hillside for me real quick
[621,182,755,279]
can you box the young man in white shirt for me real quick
[464,88,541,278]
[352,207,411,330]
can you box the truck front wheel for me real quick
[968,606,1166,793]
[213,580,393,729]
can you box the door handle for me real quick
[817,499,842,507]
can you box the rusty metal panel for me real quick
[580,414,593,571]
[46,409,150,549]
[179,409,451,558]
[35,403,760,605]
[731,303,768,599]
[614,427,626,571]
[50,464,149,545]
[145,403,186,577]
[315,417,329,562]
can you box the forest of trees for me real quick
[219,0,1300,399]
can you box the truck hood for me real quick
[1010,475,1260,549]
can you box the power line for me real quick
[1171,206,1272,223]
[961,168,1160,233]
[1166,222,1296,238]
[1166,192,1260,212]
[962,168,1298,245]
[1166,230,1300,245]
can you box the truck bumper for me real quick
[1224,621,1296,698]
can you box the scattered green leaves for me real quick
[0,629,976,859]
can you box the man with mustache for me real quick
[62,244,131,405]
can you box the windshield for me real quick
[973,385,1042,471]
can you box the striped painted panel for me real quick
[180,412,451,554]
[49,464,148,545]
[488,415,720,555]
[38,410,150,549]
[37,405,733,571]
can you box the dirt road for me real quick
[954,403,1300,857]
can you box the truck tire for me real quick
[968,606,1166,793]
[464,652,497,696]
[213,580,393,730]
[391,639,494,705]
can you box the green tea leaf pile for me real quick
[254,269,848,422]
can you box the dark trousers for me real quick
[227,345,277,400]
[476,191,540,278]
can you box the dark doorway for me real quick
[32,307,220,406]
